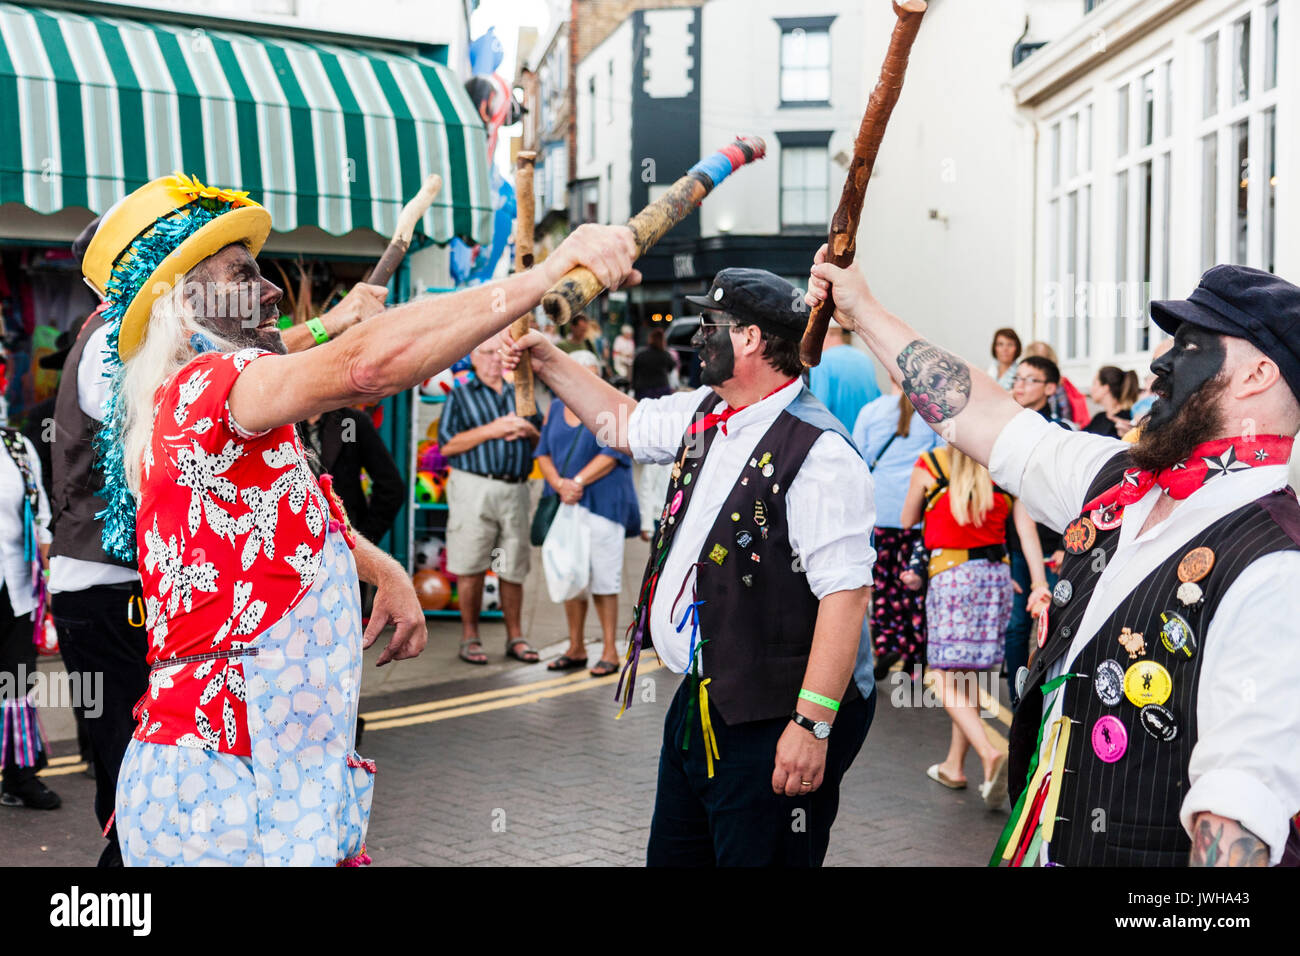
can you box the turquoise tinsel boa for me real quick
[93,201,232,563]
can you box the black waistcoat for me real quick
[634,386,862,726]
[1008,451,1300,866]
[48,312,134,569]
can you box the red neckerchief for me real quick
[686,378,800,437]
[1083,434,1294,512]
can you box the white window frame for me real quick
[1110,56,1176,360]
[1195,1,1281,275]
[1042,100,1094,362]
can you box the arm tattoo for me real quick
[897,340,972,425]
[1190,816,1269,867]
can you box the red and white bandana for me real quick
[1083,434,1294,513]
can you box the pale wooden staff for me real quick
[366,174,443,287]
[509,151,539,416]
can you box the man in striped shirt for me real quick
[438,337,544,665]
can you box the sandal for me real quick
[925,763,967,790]
[458,640,488,665]
[506,639,540,663]
[547,654,589,672]
[979,753,1009,809]
[589,659,620,677]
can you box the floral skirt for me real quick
[925,559,1013,671]
[870,527,927,669]
[116,529,374,866]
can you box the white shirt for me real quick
[48,322,140,594]
[991,408,1300,864]
[0,433,51,617]
[627,381,876,675]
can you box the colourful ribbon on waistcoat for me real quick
[698,677,720,779]
[990,672,1083,866]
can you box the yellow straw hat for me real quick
[82,173,271,360]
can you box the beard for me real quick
[1129,372,1231,473]
[232,323,288,355]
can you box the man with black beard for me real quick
[503,268,876,866]
[808,256,1300,868]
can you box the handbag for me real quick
[529,425,584,547]
[541,504,591,602]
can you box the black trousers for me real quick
[0,584,42,787]
[647,678,874,867]
[53,582,148,868]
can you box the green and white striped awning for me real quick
[0,2,492,244]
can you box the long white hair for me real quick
[119,276,246,498]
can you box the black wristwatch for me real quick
[790,710,831,740]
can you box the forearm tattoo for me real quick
[897,340,972,425]
[1190,817,1269,867]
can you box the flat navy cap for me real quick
[1151,264,1300,401]
[684,268,805,342]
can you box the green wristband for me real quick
[306,316,330,344]
[798,688,840,712]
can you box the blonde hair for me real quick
[945,446,995,526]
[119,276,246,497]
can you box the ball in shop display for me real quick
[420,367,457,397]
[413,569,452,611]
[413,536,446,572]
[481,571,501,612]
[415,471,441,503]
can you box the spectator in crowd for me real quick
[438,336,543,666]
[900,446,1047,805]
[1127,338,1174,427]
[1084,366,1140,439]
[808,320,882,432]
[300,407,405,545]
[853,387,942,678]
[556,313,601,364]
[1023,341,1089,428]
[631,327,678,400]
[1004,354,1072,707]
[0,423,56,811]
[611,324,636,383]
[534,350,641,676]
[986,327,1022,391]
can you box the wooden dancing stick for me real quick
[541,135,767,325]
[509,151,539,416]
[366,174,443,287]
[799,0,927,368]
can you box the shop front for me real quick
[0,0,493,565]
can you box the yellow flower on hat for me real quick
[167,172,260,209]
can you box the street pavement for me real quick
[3,537,1010,866]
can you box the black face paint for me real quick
[1130,326,1229,472]
[1145,327,1226,431]
[692,322,736,387]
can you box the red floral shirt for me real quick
[132,349,344,755]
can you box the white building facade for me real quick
[1010,0,1292,385]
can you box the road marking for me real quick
[364,662,664,731]
[47,754,84,767]
[362,668,601,721]
[41,762,89,777]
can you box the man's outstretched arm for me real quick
[230,224,639,434]
[500,330,638,456]
[807,246,1023,467]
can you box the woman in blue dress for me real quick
[535,351,641,676]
